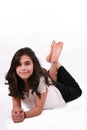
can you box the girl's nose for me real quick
[21,65,26,70]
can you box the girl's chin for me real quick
[21,77,28,80]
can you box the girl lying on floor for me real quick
[5,40,82,123]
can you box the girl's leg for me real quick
[46,40,55,63]
[46,41,63,81]
[56,66,82,102]
[46,41,82,102]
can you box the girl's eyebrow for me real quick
[24,60,31,63]
[25,60,30,62]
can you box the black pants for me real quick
[54,66,82,102]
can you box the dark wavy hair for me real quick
[5,47,53,99]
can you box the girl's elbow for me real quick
[38,109,43,115]
[37,108,43,116]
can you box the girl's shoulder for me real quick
[40,76,52,83]
[37,76,48,93]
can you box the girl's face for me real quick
[16,54,34,81]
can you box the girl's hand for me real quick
[11,108,25,123]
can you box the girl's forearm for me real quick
[25,107,42,118]
[12,97,21,109]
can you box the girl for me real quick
[5,40,82,123]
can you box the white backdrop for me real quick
[0,0,87,130]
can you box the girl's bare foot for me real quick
[48,41,63,81]
[46,40,55,62]
[51,42,63,63]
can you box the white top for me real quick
[22,77,66,109]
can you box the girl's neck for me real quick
[24,81,30,92]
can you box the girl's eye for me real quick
[25,62,30,65]
[17,63,21,66]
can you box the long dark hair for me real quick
[5,47,53,99]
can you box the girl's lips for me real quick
[20,72,29,75]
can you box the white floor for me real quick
[1,41,87,130]
[0,77,87,130]
[0,42,87,130]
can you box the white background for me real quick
[0,0,87,129]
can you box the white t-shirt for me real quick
[22,77,66,109]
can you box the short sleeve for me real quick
[37,77,48,94]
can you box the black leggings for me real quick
[54,66,82,102]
